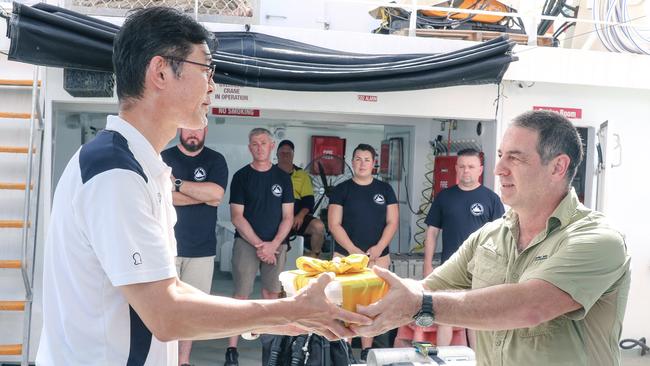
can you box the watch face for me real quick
[415,313,435,327]
[174,179,182,186]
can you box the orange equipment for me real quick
[420,0,510,24]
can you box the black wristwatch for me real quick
[174,178,183,192]
[413,293,435,327]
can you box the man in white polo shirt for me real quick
[37,7,369,366]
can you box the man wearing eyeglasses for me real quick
[37,7,369,366]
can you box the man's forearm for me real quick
[179,181,224,205]
[297,208,310,219]
[167,291,300,340]
[423,233,438,267]
[232,216,262,246]
[429,281,575,330]
[172,192,203,206]
[272,216,293,246]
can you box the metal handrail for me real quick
[18,65,43,366]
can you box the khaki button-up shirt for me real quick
[424,189,630,366]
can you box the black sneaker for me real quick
[360,348,371,362]
[224,347,239,366]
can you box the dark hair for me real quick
[112,7,215,102]
[353,144,376,159]
[277,140,295,151]
[512,110,584,185]
[457,148,482,165]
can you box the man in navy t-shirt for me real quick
[161,126,228,365]
[422,148,504,348]
[424,149,504,271]
[226,128,294,366]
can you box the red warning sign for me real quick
[533,106,582,119]
[211,108,260,117]
[357,95,378,102]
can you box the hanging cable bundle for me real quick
[593,0,650,55]
[411,151,436,251]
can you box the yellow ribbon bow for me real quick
[291,254,387,313]
[296,254,369,276]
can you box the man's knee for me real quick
[308,218,325,235]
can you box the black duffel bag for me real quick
[261,333,352,366]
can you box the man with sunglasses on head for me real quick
[37,8,369,366]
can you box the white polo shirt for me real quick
[37,116,178,366]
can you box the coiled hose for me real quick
[620,337,649,356]
[411,151,435,252]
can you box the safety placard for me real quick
[211,108,260,117]
[533,106,582,119]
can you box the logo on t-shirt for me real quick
[373,194,386,205]
[271,184,283,197]
[470,203,484,216]
[193,167,207,181]
[132,252,142,265]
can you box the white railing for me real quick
[17,65,44,366]
[63,0,260,24]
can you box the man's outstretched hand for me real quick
[290,272,372,341]
[350,266,423,337]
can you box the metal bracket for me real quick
[611,133,622,168]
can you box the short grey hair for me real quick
[512,110,583,186]
[248,128,273,142]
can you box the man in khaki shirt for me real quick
[353,110,630,366]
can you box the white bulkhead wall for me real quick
[498,80,650,341]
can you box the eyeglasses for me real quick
[164,56,215,81]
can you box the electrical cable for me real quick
[619,337,649,356]
[398,137,421,215]
[411,150,435,251]
[593,0,650,55]
[552,21,576,41]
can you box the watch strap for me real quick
[421,293,433,314]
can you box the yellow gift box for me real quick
[279,254,388,313]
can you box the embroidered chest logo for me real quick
[470,203,484,216]
[373,194,386,205]
[132,252,143,265]
[194,167,207,181]
[533,254,548,262]
[271,184,283,197]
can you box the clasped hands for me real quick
[254,241,281,265]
